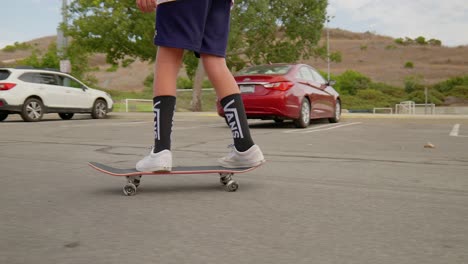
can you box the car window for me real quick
[310,68,326,84]
[0,70,11,80]
[37,73,58,85]
[18,72,37,83]
[298,67,314,82]
[57,75,84,89]
[237,65,291,75]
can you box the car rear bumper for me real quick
[217,94,301,120]
[245,93,301,118]
[0,99,21,112]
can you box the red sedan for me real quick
[217,63,341,128]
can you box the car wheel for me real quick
[293,98,311,128]
[0,111,8,122]
[59,113,74,120]
[328,99,341,123]
[91,99,108,119]
[21,98,44,122]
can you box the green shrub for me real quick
[404,61,414,68]
[404,75,424,94]
[18,43,60,70]
[202,80,213,88]
[360,45,368,51]
[407,89,444,105]
[330,51,342,63]
[395,38,405,45]
[433,75,468,94]
[415,36,427,45]
[335,70,371,95]
[428,39,442,46]
[370,82,406,100]
[2,42,32,52]
[450,85,468,99]
[177,77,193,89]
[106,64,118,72]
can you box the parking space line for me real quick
[284,122,361,134]
[60,121,152,128]
[449,124,460,137]
[283,123,339,134]
[300,122,362,134]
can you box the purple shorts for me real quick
[154,0,232,58]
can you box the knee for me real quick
[201,54,227,74]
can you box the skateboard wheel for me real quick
[224,180,239,192]
[123,183,137,196]
[220,176,232,185]
[219,173,233,185]
[126,175,142,188]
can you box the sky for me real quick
[1,0,468,49]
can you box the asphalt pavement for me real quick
[1,112,468,264]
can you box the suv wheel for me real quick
[91,99,108,119]
[0,111,8,122]
[21,98,44,122]
[59,113,74,120]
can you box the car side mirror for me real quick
[327,80,336,86]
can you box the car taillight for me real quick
[0,83,16,90]
[263,81,294,91]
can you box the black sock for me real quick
[153,96,176,153]
[220,93,254,152]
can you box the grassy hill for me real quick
[1,29,467,92]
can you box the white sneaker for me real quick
[136,148,172,172]
[218,144,265,168]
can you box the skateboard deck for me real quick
[88,162,262,196]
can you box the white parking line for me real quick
[284,122,362,134]
[283,123,339,134]
[301,122,362,134]
[60,121,152,128]
[449,124,460,137]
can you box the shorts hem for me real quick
[198,49,226,58]
[154,40,199,53]
[155,41,226,58]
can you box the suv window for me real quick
[18,72,37,83]
[18,72,58,85]
[57,75,84,89]
[38,73,58,85]
[0,70,11,80]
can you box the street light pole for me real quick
[326,15,335,82]
[57,0,71,73]
[57,0,68,57]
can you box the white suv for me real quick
[0,67,113,122]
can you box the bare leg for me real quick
[153,46,184,96]
[200,54,239,98]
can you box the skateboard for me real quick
[88,162,262,196]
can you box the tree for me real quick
[67,0,156,63]
[66,0,327,110]
[228,0,327,67]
